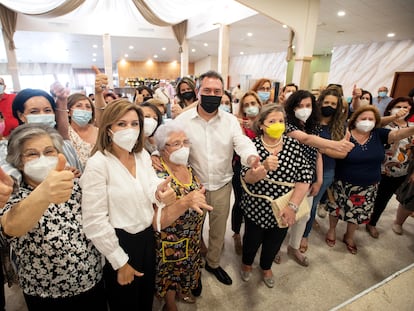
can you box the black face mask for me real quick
[321,106,336,117]
[143,96,153,102]
[200,95,222,113]
[182,91,195,101]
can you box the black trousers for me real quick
[369,174,406,226]
[242,217,288,270]
[105,226,155,311]
[23,279,106,311]
[231,156,244,234]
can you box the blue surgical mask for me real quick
[219,105,231,113]
[257,91,270,103]
[26,114,56,128]
[378,91,387,98]
[71,109,92,127]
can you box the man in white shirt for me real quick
[176,71,259,286]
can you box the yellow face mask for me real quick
[264,122,285,139]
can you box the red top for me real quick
[0,93,19,137]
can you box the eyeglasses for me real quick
[22,147,58,161]
[165,140,191,148]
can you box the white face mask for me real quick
[110,128,140,152]
[169,146,190,166]
[143,117,158,137]
[294,108,312,122]
[24,155,58,183]
[356,120,375,132]
[359,99,370,107]
[26,114,56,128]
[285,91,293,100]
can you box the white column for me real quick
[180,39,189,77]
[218,24,230,89]
[102,33,114,88]
[2,34,20,91]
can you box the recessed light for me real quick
[162,47,166,51]
[92,53,97,56]
[331,49,334,53]
[154,54,158,58]
[292,45,295,49]
[247,32,253,37]
[204,43,208,47]
[240,51,244,55]
[124,54,128,58]
[337,11,346,16]
[282,24,288,28]
[92,58,96,62]
[387,33,395,37]
[92,44,98,48]
[191,48,196,52]
[129,45,134,50]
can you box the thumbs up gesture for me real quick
[333,130,354,153]
[43,154,74,204]
[92,65,108,94]
[0,167,14,209]
[156,176,176,206]
[263,148,279,171]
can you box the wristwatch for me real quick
[288,201,298,214]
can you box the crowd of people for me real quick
[0,71,413,310]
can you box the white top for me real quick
[176,106,258,191]
[79,149,162,270]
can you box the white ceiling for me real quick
[0,0,413,68]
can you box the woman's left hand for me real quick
[309,181,321,197]
[280,206,296,227]
[156,176,176,206]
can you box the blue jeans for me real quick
[303,169,335,238]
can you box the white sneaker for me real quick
[317,204,327,218]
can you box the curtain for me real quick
[286,29,295,62]
[0,4,17,50]
[31,0,86,18]
[131,0,171,26]
[172,20,187,53]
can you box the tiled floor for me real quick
[5,195,414,311]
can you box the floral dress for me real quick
[154,161,204,298]
[68,125,96,168]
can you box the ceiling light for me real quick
[124,54,128,57]
[129,45,134,50]
[292,45,295,49]
[331,49,334,53]
[154,54,158,58]
[92,58,96,62]
[92,53,97,56]
[120,59,126,65]
[204,43,208,47]
[387,33,395,37]
[337,11,346,17]
[191,48,196,52]
[240,51,244,55]
[92,44,98,48]
[247,32,253,37]
[146,59,153,65]
[282,24,288,28]
[162,47,166,51]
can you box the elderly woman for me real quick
[67,93,98,168]
[0,124,106,310]
[153,120,212,311]
[240,105,312,288]
[80,99,209,310]
[326,105,414,254]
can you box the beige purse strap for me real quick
[240,176,274,201]
[263,178,295,188]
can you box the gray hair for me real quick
[153,120,188,151]
[7,123,64,169]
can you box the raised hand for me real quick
[333,130,354,153]
[92,65,108,94]
[0,167,14,209]
[44,154,74,204]
[156,176,176,206]
[263,148,279,171]
[50,81,70,101]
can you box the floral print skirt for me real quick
[327,180,378,224]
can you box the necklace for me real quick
[261,135,283,148]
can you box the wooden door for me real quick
[390,72,414,98]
